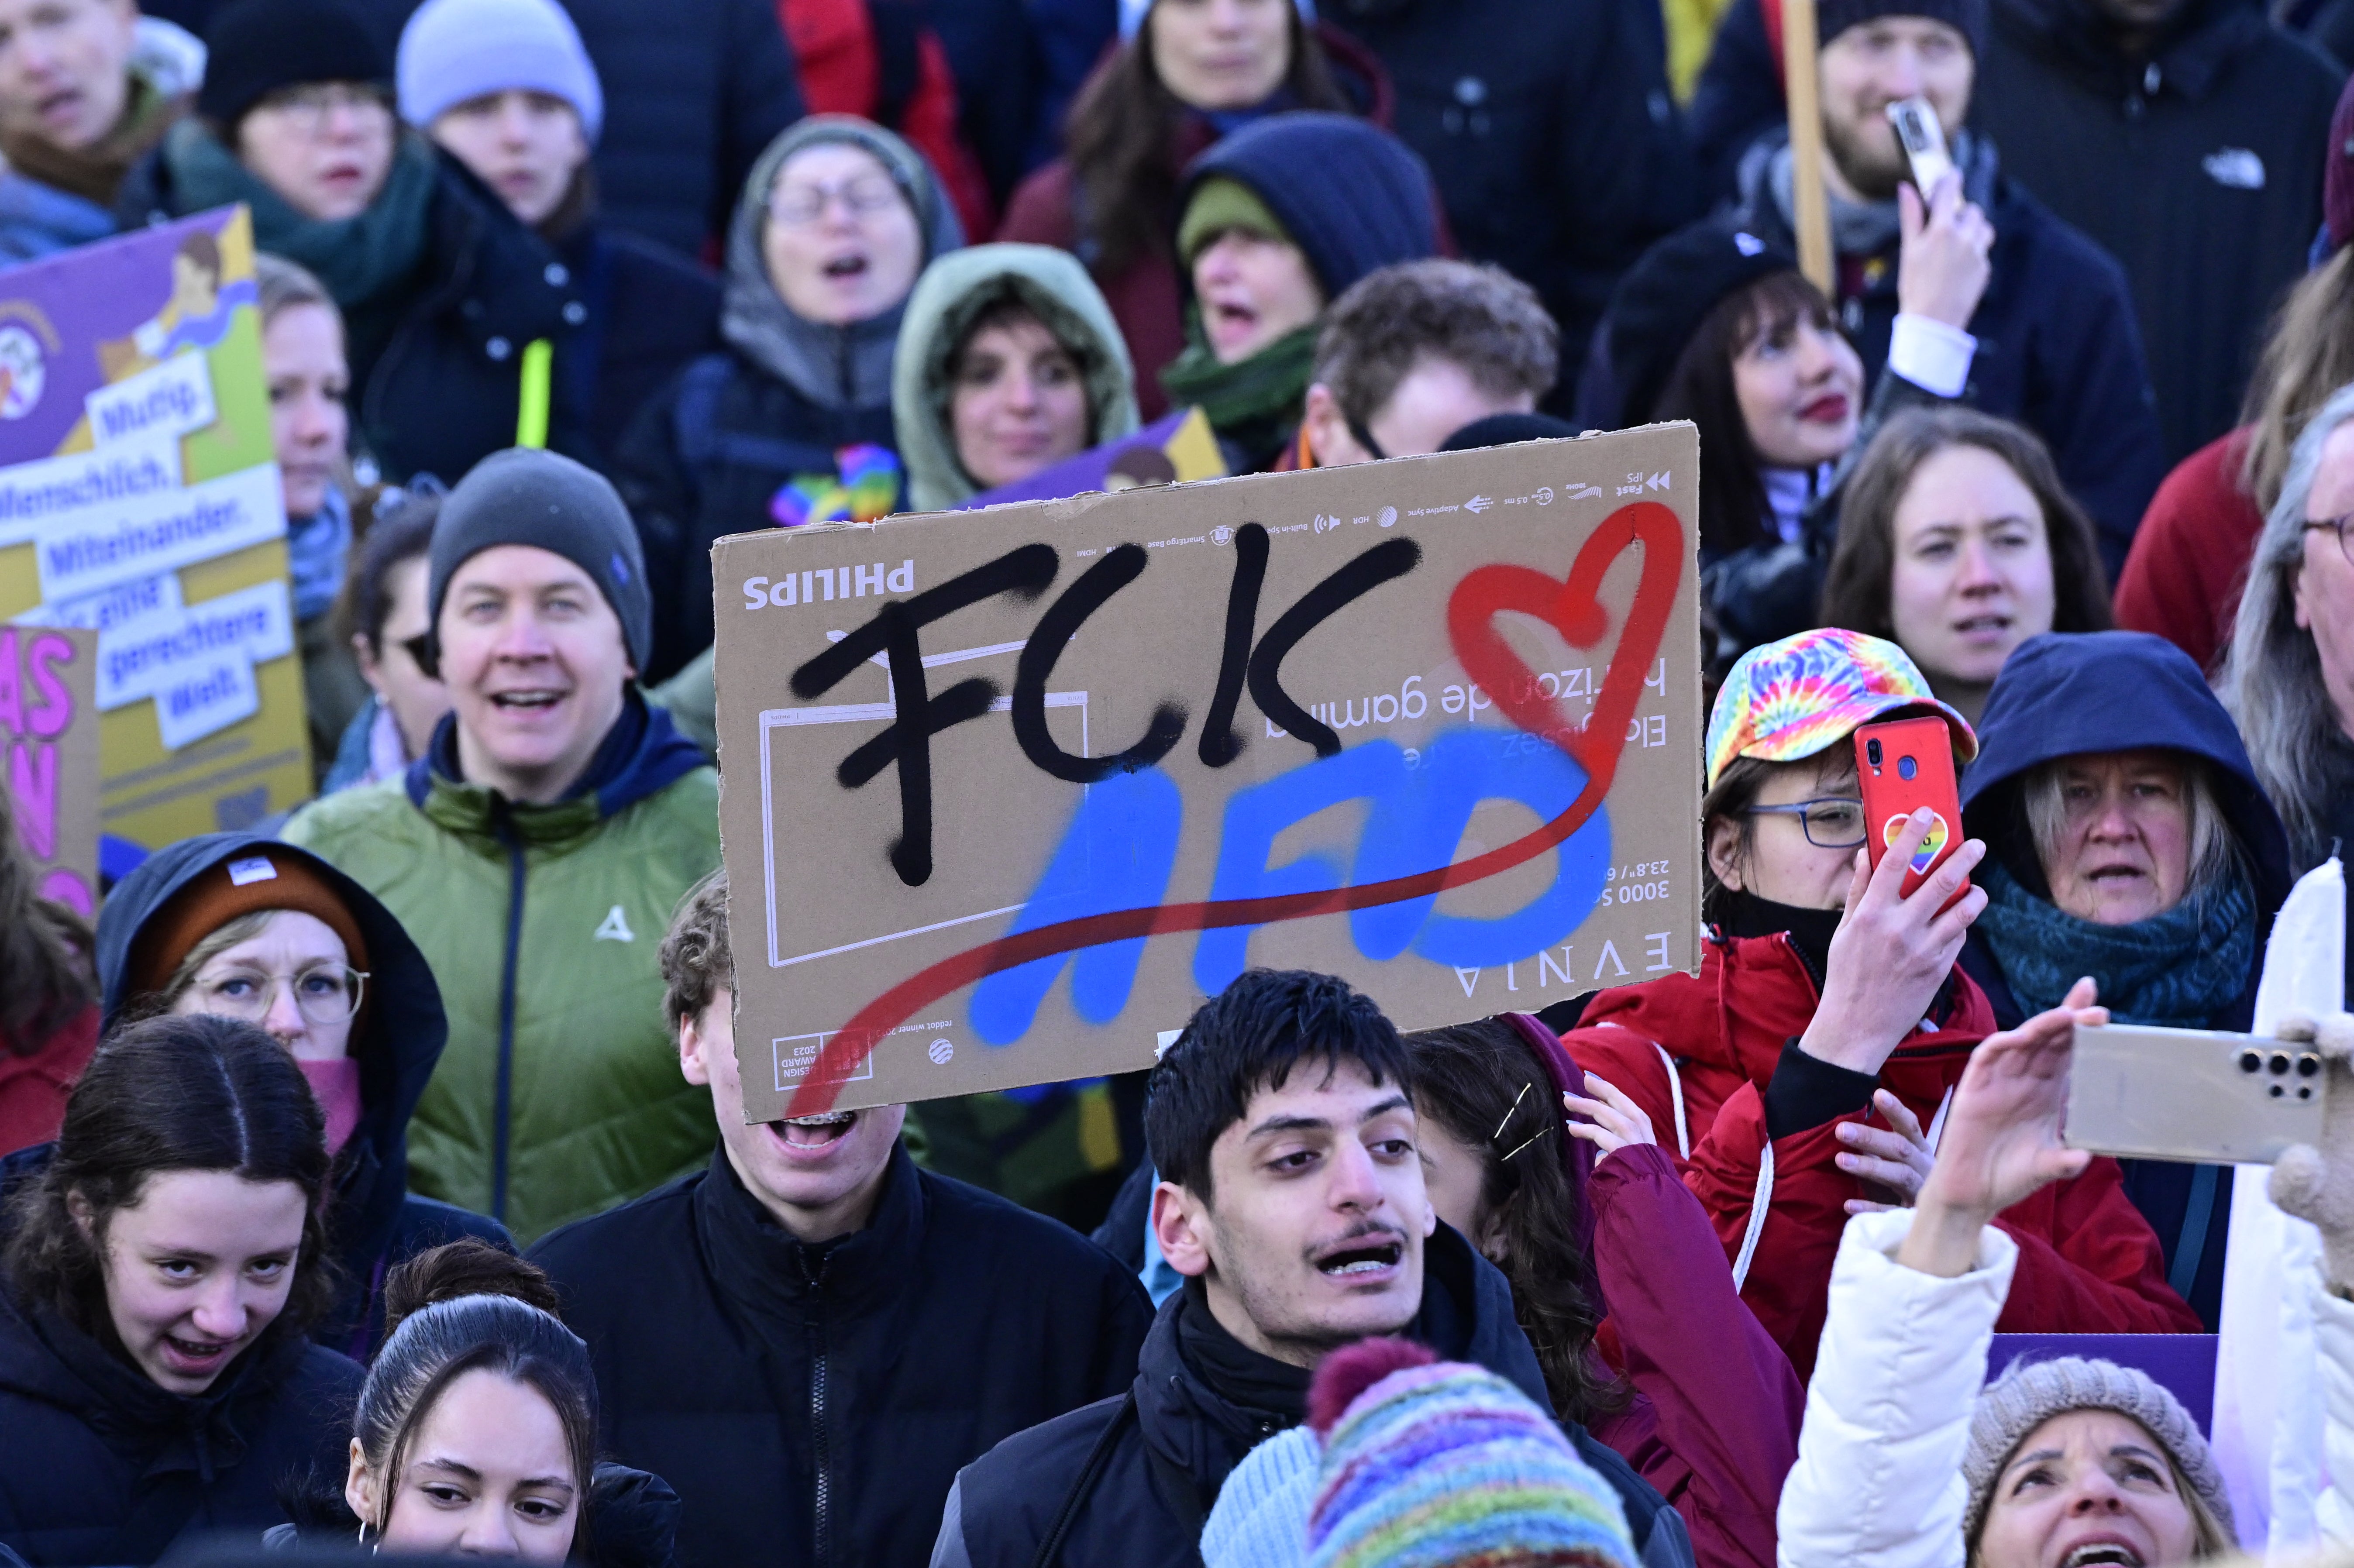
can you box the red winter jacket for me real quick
[1563,930,2199,1381]
[777,0,997,242]
[997,24,1398,421]
[2113,427,2264,677]
[0,1002,96,1156]
[1586,1140,1802,1568]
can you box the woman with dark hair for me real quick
[0,787,98,1157]
[96,834,507,1355]
[1595,201,1993,676]
[323,487,449,794]
[1406,1014,1802,1568]
[0,1014,359,1565]
[1820,407,2112,726]
[1560,628,2198,1384]
[996,0,1388,419]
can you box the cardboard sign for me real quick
[714,425,1703,1121]
[961,407,1228,510]
[3,623,98,916]
[0,206,310,853]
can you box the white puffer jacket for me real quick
[1780,1209,2354,1568]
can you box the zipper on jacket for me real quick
[489,820,528,1222]
[805,1248,834,1568]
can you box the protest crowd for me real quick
[2,0,2354,1561]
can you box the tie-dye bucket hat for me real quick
[1706,628,1976,788]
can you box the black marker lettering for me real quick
[790,543,1059,885]
[1246,538,1421,757]
[1197,523,1267,768]
[1013,543,1185,782]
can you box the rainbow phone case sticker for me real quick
[1882,810,1949,875]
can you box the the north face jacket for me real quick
[282,695,721,1244]
[530,1142,1154,1568]
[1561,926,2200,1382]
[935,1224,1695,1568]
[93,834,510,1355]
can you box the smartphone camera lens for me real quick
[2300,1053,2323,1077]
[2270,1052,2293,1076]
[2272,1084,2287,1098]
[2240,1049,2263,1073]
[1898,756,1918,781]
[1866,739,1883,769]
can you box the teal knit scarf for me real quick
[1974,858,2254,1026]
[161,120,437,313]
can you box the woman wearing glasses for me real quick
[1954,631,2291,1330]
[115,0,591,483]
[94,834,507,1357]
[1555,629,2198,1385]
[612,114,964,686]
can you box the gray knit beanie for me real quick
[1962,1357,2235,1547]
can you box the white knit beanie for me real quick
[1202,1426,1320,1568]
[396,0,604,141]
[1117,0,1315,41]
[1962,1357,2235,1547]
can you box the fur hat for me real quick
[1962,1356,2235,1548]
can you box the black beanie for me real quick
[1180,113,1437,303]
[200,0,391,129]
[1817,0,1988,57]
[426,449,653,675]
[1439,412,1580,452]
[1602,220,1798,427]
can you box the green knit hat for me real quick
[1179,176,1294,267]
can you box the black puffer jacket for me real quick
[0,1197,361,1566]
[556,223,723,465]
[119,140,595,485]
[1972,0,2342,463]
[528,1143,1154,1568]
[1324,0,1700,396]
[935,1224,1693,1568]
[93,835,510,1358]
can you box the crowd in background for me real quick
[0,0,2352,1561]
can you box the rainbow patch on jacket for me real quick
[768,444,903,528]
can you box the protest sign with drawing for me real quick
[0,206,309,852]
[2,623,97,916]
[714,425,1703,1122]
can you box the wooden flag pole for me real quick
[1780,0,1834,295]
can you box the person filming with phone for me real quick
[1779,1002,2354,1568]
[1558,628,2198,1384]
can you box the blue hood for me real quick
[1959,631,2291,915]
[92,834,451,1300]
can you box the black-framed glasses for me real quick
[2306,513,2354,568]
[1745,796,1867,849]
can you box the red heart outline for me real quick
[783,500,1689,1114]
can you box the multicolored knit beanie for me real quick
[1304,1339,1636,1568]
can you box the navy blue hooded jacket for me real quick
[93,835,509,1357]
[1958,630,2292,1327]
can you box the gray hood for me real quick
[722,114,964,411]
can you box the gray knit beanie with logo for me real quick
[1962,1357,2235,1548]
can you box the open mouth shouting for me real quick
[765,1109,860,1162]
[1310,1226,1408,1285]
[487,686,569,715]
[2057,1537,2144,1568]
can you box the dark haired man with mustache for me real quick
[932,968,1694,1568]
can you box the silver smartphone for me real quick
[1886,96,1956,194]
[2066,1022,2327,1165]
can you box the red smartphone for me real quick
[1854,716,1968,900]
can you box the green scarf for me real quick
[1159,319,1318,470]
[161,120,437,316]
[1974,858,2255,1026]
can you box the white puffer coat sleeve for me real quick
[2313,1270,2354,1547]
[1777,1208,2021,1568]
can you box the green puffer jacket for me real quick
[285,699,720,1243]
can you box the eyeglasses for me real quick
[252,83,394,136]
[767,176,905,227]
[190,964,369,1026]
[2306,513,2354,568]
[1745,796,1867,849]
